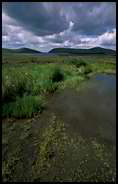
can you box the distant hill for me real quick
[49,47,116,55]
[2,48,42,54]
[2,47,116,56]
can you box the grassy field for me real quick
[3,52,116,65]
[2,53,116,182]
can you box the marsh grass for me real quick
[2,65,65,117]
[2,53,116,181]
[2,69,33,102]
[2,55,116,118]
[2,63,83,117]
[2,95,45,118]
[51,67,64,82]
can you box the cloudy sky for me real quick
[2,2,116,52]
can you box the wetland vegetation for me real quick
[2,51,116,182]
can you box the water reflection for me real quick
[48,74,116,145]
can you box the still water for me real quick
[47,74,116,145]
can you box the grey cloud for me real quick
[49,35,64,44]
[2,2,68,36]
[3,2,116,37]
[2,26,8,36]
[2,2,116,51]
[70,2,116,36]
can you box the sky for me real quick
[2,2,116,52]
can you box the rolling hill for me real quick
[2,47,116,56]
[49,47,116,55]
[2,48,42,54]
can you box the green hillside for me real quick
[2,48,41,54]
[49,47,116,55]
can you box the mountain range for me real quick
[2,47,116,55]
[49,47,116,55]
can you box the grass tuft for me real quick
[51,67,64,82]
[2,95,45,118]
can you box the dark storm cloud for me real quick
[2,2,116,51]
[2,2,68,36]
[69,2,116,36]
[3,2,116,37]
